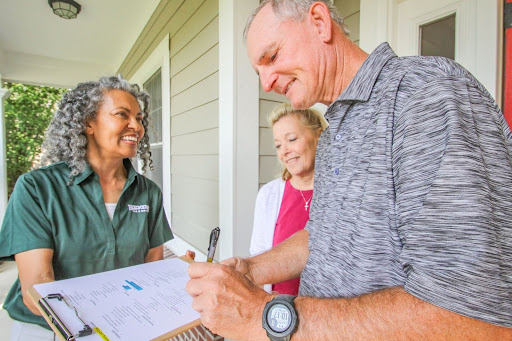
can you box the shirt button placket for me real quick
[334,134,341,175]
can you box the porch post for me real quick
[218,0,260,260]
[0,80,10,224]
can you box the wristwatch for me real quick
[262,294,298,341]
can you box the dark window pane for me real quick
[142,69,163,189]
[146,145,163,190]
[144,69,162,144]
[420,14,455,60]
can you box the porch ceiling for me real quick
[0,0,161,89]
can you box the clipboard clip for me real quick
[39,293,93,340]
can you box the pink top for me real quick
[272,179,313,295]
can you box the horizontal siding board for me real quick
[171,128,218,155]
[171,155,219,180]
[259,127,275,155]
[126,0,207,79]
[170,175,219,250]
[345,13,360,42]
[171,100,218,135]
[171,72,218,114]
[118,0,182,76]
[171,196,218,251]
[259,99,283,127]
[170,0,219,58]
[171,17,219,77]
[171,44,218,96]
[259,155,281,185]
[335,0,360,18]
[172,213,214,252]
[172,175,218,206]
[259,84,288,102]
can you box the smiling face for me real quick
[273,113,321,180]
[246,4,325,109]
[85,89,144,161]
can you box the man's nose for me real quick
[259,68,278,93]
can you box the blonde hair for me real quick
[268,103,328,180]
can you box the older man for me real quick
[186,1,512,340]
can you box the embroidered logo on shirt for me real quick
[128,204,149,213]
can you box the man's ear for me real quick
[309,2,333,43]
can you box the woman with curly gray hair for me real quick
[0,75,174,340]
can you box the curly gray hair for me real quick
[244,0,350,42]
[39,75,152,183]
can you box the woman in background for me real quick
[0,75,173,340]
[250,103,327,295]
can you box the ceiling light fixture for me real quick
[48,0,81,20]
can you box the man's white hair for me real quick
[244,0,350,42]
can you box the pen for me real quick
[207,227,220,262]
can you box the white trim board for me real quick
[218,0,260,259]
[128,34,172,217]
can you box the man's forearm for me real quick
[248,229,309,286]
[292,286,512,340]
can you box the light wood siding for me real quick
[258,88,287,187]
[118,0,219,252]
[335,0,360,45]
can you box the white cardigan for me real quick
[249,178,285,293]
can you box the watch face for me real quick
[267,303,292,333]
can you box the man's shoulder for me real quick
[386,55,469,85]
[375,54,478,113]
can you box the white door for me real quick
[360,0,498,99]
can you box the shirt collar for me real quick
[73,158,138,185]
[334,42,396,103]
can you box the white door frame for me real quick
[360,0,498,99]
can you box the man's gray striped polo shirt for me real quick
[300,43,511,327]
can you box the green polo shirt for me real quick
[0,159,173,328]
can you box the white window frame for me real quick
[129,35,171,216]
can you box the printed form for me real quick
[33,258,200,341]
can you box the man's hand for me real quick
[186,262,273,340]
[220,257,254,281]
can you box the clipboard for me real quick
[28,257,201,341]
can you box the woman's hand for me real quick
[184,250,196,261]
[14,249,55,316]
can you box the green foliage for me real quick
[4,83,67,196]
